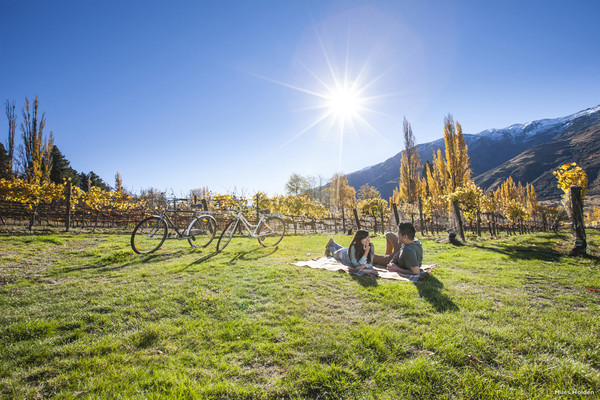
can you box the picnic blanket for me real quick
[292,256,438,282]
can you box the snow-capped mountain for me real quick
[346,105,600,201]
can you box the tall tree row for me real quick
[20,97,54,184]
[392,117,423,205]
[3,100,17,179]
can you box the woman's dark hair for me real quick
[349,229,372,264]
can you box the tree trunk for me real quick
[452,200,465,242]
[569,186,587,255]
[392,203,400,226]
[65,181,72,232]
[353,208,361,230]
[418,198,424,236]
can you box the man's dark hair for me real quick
[398,222,416,240]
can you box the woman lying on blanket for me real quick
[325,230,377,275]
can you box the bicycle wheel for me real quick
[216,219,238,252]
[131,216,168,254]
[257,216,285,247]
[187,215,217,249]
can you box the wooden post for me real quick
[65,180,72,232]
[418,198,424,236]
[542,212,547,232]
[570,186,587,255]
[255,193,260,222]
[392,203,400,226]
[341,204,346,234]
[452,199,466,242]
[201,199,208,211]
[353,208,361,230]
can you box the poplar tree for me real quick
[5,100,16,179]
[396,117,422,204]
[19,96,54,184]
[326,173,356,212]
[443,114,471,193]
[115,172,124,192]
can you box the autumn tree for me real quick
[285,172,310,196]
[5,100,16,179]
[326,173,356,212]
[19,97,54,184]
[422,148,450,217]
[358,184,381,201]
[443,114,471,193]
[394,117,422,205]
[115,171,124,192]
[357,185,388,232]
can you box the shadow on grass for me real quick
[226,246,279,264]
[350,274,379,287]
[61,250,190,273]
[473,241,563,262]
[415,275,459,312]
[569,251,600,263]
[185,251,219,267]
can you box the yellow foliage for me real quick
[0,178,144,211]
[358,197,388,219]
[552,162,588,198]
[585,206,600,227]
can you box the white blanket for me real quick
[292,256,438,282]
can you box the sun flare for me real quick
[324,82,364,121]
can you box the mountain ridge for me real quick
[345,105,600,201]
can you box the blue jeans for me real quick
[328,240,349,263]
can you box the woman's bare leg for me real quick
[373,232,400,266]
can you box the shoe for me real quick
[325,238,334,257]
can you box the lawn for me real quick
[1,230,599,399]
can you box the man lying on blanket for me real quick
[375,222,429,278]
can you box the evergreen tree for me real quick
[0,143,10,179]
[79,171,110,192]
[49,145,79,184]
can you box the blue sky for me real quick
[2,0,599,196]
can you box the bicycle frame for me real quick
[153,196,209,239]
[230,209,267,238]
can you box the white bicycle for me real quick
[216,200,285,252]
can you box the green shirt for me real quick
[391,240,423,270]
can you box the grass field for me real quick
[1,230,599,399]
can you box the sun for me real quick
[324,81,364,122]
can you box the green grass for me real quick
[1,230,599,399]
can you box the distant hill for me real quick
[346,105,600,201]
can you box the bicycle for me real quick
[216,199,285,252]
[131,194,217,254]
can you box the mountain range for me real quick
[346,105,600,202]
